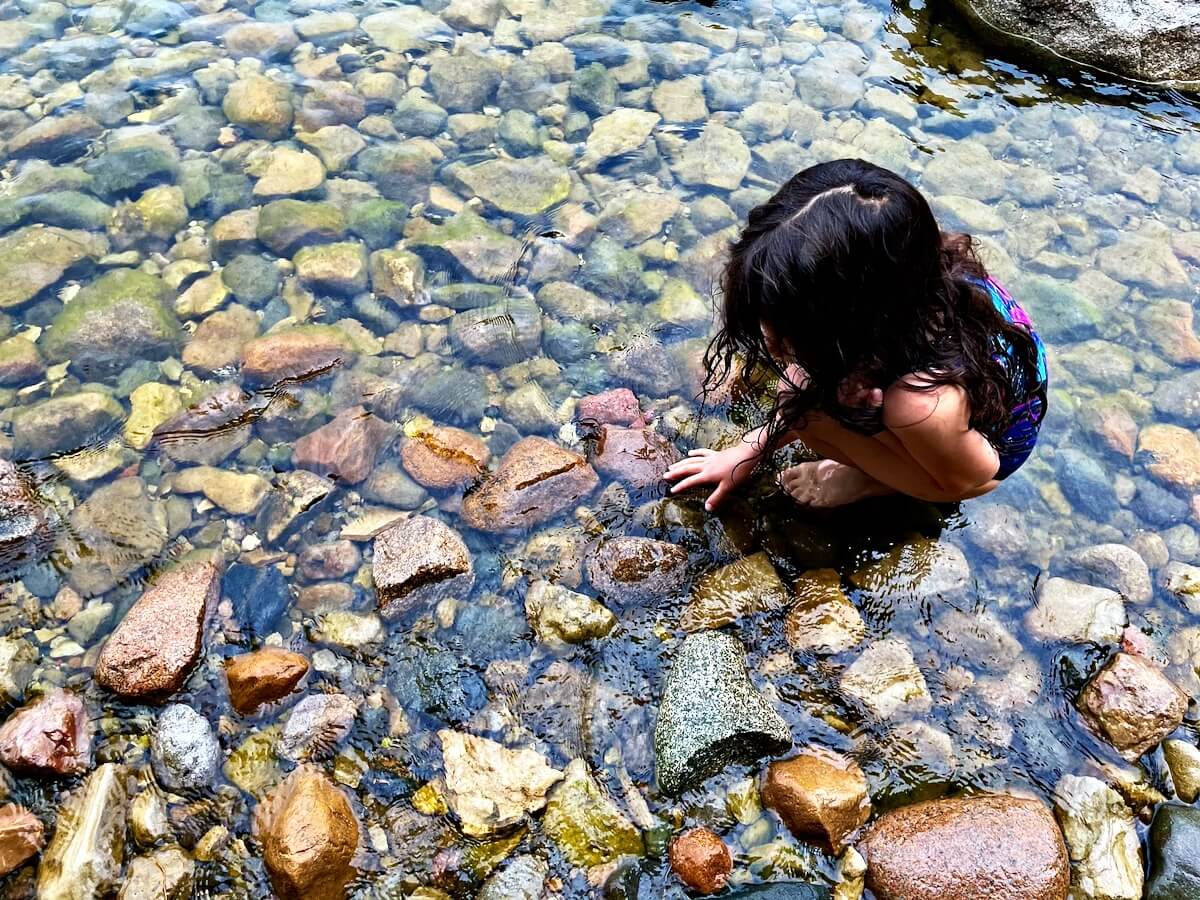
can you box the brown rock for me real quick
[399,424,490,490]
[225,648,309,716]
[95,560,220,701]
[0,805,42,877]
[0,690,90,776]
[1137,424,1200,492]
[860,794,1070,900]
[257,767,359,900]
[461,436,599,532]
[182,304,260,374]
[152,384,253,466]
[372,515,474,618]
[591,425,681,489]
[668,827,731,895]
[239,326,357,387]
[1077,651,1188,760]
[585,536,688,604]
[761,750,870,854]
[294,406,393,485]
[576,388,644,426]
[298,541,361,581]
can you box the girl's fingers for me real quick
[704,483,729,511]
[669,473,710,494]
[664,461,704,479]
[687,448,715,458]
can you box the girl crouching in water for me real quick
[664,159,1048,510]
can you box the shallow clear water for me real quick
[0,0,1199,895]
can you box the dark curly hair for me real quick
[704,158,1044,453]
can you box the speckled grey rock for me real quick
[654,631,791,795]
[152,704,221,793]
[478,854,547,900]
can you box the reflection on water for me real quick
[0,0,1197,895]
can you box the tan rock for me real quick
[461,436,599,532]
[668,827,731,895]
[1138,424,1200,491]
[761,750,870,854]
[0,689,90,776]
[524,580,616,646]
[785,569,866,653]
[294,405,393,485]
[239,325,357,387]
[225,648,309,716]
[399,424,490,490]
[253,147,325,198]
[438,730,563,838]
[861,794,1069,900]
[1078,652,1188,760]
[37,764,128,900]
[183,304,260,374]
[257,767,359,900]
[372,515,474,618]
[681,551,788,631]
[95,560,220,701]
[0,805,43,877]
[118,845,194,899]
[1164,738,1200,802]
[840,639,931,719]
[172,466,270,515]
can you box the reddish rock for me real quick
[225,648,309,715]
[373,515,474,618]
[668,827,731,895]
[399,424,490,490]
[95,560,220,701]
[0,805,43,877]
[239,327,357,388]
[861,794,1070,900]
[576,388,644,426]
[460,436,599,532]
[1078,651,1188,760]
[152,384,252,466]
[257,766,359,900]
[591,425,681,489]
[0,690,89,776]
[294,406,393,485]
[298,541,361,581]
[585,536,688,604]
[761,750,870,853]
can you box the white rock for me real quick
[1027,577,1125,643]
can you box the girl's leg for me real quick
[778,434,897,508]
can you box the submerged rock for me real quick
[37,763,128,900]
[0,689,89,776]
[461,437,599,532]
[1164,738,1200,802]
[257,767,359,900]
[152,384,253,466]
[225,648,309,715]
[373,515,474,618]
[294,405,393,485]
[1028,577,1125,644]
[860,794,1069,900]
[1077,652,1187,760]
[840,639,931,719]
[681,551,789,631]
[762,751,871,854]
[279,693,356,762]
[0,806,43,878]
[0,460,57,576]
[399,424,490,490]
[1061,544,1153,604]
[785,569,865,654]
[478,855,547,900]
[447,297,543,366]
[438,729,563,838]
[11,390,124,458]
[455,157,570,216]
[655,631,792,795]
[669,827,732,895]
[152,704,220,794]
[1147,804,1200,899]
[118,845,194,900]
[0,226,107,310]
[585,536,689,605]
[542,757,643,867]
[1053,774,1143,900]
[525,580,616,646]
[223,75,293,140]
[591,424,681,489]
[96,559,219,700]
[239,325,357,387]
[66,477,169,597]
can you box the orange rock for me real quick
[1078,651,1188,760]
[761,750,870,853]
[668,827,731,894]
[0,805,43,877]
[257,767,359,900]
[239,327,357,388]
[0,690,89,775]
[225,648,309,715]
[95,559,220,701]
[591,424,680,489]
[399,424,490,490]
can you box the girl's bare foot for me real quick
[779,460,895,508]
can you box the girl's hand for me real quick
[663,442,762,511]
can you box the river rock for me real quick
[1053,774,1143,900]
[455,157,570,216]
[172,466,269,516]
[183,304,259,373]
[785,569,866,653]
[258,766,359,900]
[240,325,357,387]
[674,122,752,190]
[525,580,616,646]
[279,693,356,761]
[0,806,43,878]
[585,535,688,604]
[118,845,194,900]
[11,390,123,457]
[584,107,660,164]
[762,751,871,854]
[399,424,490,490]
[1164,738,1200,802]
[591,424,680,489]
[682,551,789,631]
[0,226,107,310]
[37,763,128,900]
[576,388,644,426]
[95,559,219,700]
[861,794,1068,899]
[407,209,524,282]
[447,297,543,366]
[373,515,474,618]
[461,436,599,532]
[478,854,546,900]
[1078,652,1187,760]
[224,21,299,59]
[438,729,563,838]
[252,147,325,198]
[1138,424,1200,492]
[369,248,424,305]
[257,199,347,256]
[224,75,293,140]
[0,335,44,387]
[1061,543,1153,603]
[152,384,252,466]
[0,459,56,576]
[152,703,220,793]
[294,241,369,296]
[225,648,309,715]
[1027,577,1125,644]
[294,405,393,485]
[840,639,931,719]
[850,538,970,600]
[669,827,731,895]
[7,113,102,161]
[655,631,792,795]
[257,470,334,545]
[542,757,643,867]
[0,689,89,776]
[66,477,169,597]
[1148,803,1200,899]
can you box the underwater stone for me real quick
[1053,774,1143,900]
[407,209,524,282]
[0,689,89,776]
[373,515,474,618]
[542,757,643,867]
[669,827,732,895]
[399,424,489,490]
[478,854,547,900]
[1148,804,1200,899]
[0,460,57,577]
[1028,577,1125,644]
[840,639,931,719]
[256,470,334,546]
[454,157,571,217]
[428,53,501,112]
[152,703,221,793]
[447,296,543,365]
[37,763,128,899]
[239,324,358,387]
[785,569,865,653]
[762,751,870,855]
[118,846,194,900]
[279,694,356,761]
[222,254,281,305]
[525,580,616,647]
[257,199,347,257]
[293,405,393,485]
[65,477,169,597]
[225,648,309,715]
[681,551,789,632]
[226,562,292,637]
[654,631,792,795]
[1078,652,1187,761]
[585,536,688,605]
[592,424,681,490]
[223,75,293,140]
[0,226,108,310]
[0,806,43,879]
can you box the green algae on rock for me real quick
[0,226,108,309]
[542,758,644,867]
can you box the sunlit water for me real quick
[0,0,1199,895]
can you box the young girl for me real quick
[664,159,1048,510]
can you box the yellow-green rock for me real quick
[542,758,643,868]
[124,382,183,450]
[681,551,789,631]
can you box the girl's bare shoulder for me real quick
[882,375,970,430]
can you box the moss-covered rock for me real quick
[347,199,409,249]
[542,758,643,868]
[407,209,523,282]
[108,185,189,248]
[12,390,125,457]
[0,226,108,310]
[257,199,346,256]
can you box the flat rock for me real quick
[225,648,309,715]
[0,689,89,776]
[1078,652,1187,760]
[591,424,680,489]
[240,325,357,387]
[461,436,599,532]
[172,466,270,516]
[65,477,169,597]
[585,536,688,605]
[0,226,107,310]
[279,694,356,762]
[372,515,474,618]
[152,384,253,466]
[455,157,571,216]
[681,551,789,631]
[399,424,490,490]
[840,639,931,719]
[294,405,393,485]
[1027,577,1125,644]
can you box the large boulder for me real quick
[946,0,1200,86]
[860,794,1070,900]
[461,437,598,532]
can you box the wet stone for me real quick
[762,750,871,854]
[1148,804,1200,899]
[682,551,789,631]
[0,689,89,776]
[239,325,357,387]
[152,385,253,466]
[66,477,169,597]
[225,648,309,716]
[840,639,931,719]
[1054,774,1143,900]
[399,424,490,490]
[0,226,107,309]
[37,763,128,900]
[294,405,393,485]
[655,631,792,795]
[256,470,334,546]
[372,515,474,619]
[279,693,356,762]
[542,757,643,867]
[0,806,43,879]
[1078,652,1187,760]
[1028,577,1125,644]
[257,199,347,257]
[785,569,865,654]
[1060,543,1152,603]
[447,297,543,366]
[152,703,220,793]
[0,460,56,576]
[591,424,681,489]
[669,827,732,895]
[525,580,617,646]
[118,846,194,900]
[225,562,292,637]
[585,535,688,605]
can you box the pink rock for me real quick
[592,425,681,489]
[0,690,90,776]
[1078,651,1188,760]
[576,389,644,427]
[294,406,394,485]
